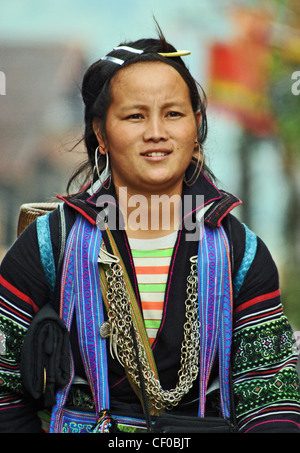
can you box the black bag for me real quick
[153,413,237,433]
[20,304,71,407]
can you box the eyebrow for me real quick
[119,100,189,112]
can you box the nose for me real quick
[143,116,168,143]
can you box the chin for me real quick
[144,178,182,194]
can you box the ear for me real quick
[92,119,106,155]
[195,110,201,130]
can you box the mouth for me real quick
[141,150,172,160]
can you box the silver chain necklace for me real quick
[99,251,200,411]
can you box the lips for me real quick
[141,149,172,158]
[144,151,169,157]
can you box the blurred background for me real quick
[0,0,299,328]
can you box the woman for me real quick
[0,29,299,433]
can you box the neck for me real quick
[116,184,183,239]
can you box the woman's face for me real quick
[94,61,200,197]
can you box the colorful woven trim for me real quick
[197,225,232,418]
[50,215,109,432]
[59,408,148,433]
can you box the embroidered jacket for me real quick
[0,172,299,432]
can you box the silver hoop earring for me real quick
[94,146,101,180]
[94,146,111,190]
[184,145,203,187]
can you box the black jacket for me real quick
[0,173,299,432]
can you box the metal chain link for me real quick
[100,255,200,411]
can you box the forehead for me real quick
[110,61,190,102]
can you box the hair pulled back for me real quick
[68,27,210,192]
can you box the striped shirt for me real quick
[128,231,177,346]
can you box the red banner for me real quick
[207,7,276,137]
[208,42,275,136]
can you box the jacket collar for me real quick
[57,167,241,229]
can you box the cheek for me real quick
[177,126,197,149]
[105,129,126,156]
[106,122,137,154]
[108,138,133,174]
[179,119,198,140]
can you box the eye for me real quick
[167,111,183,118]
[126,113,143,120]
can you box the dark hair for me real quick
[67,27,212,192]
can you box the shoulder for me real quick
[0,203,76,311]
[222,214,280,322]
[4,206,65,269]
[0,219,49,313]
[222,213,278,280]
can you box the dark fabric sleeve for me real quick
[228,215,300,433]
[0,210,62,433]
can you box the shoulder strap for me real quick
[57,203,67,272]
[36,213,56,297]
[233,223,257,298]
[36,204,66,299]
